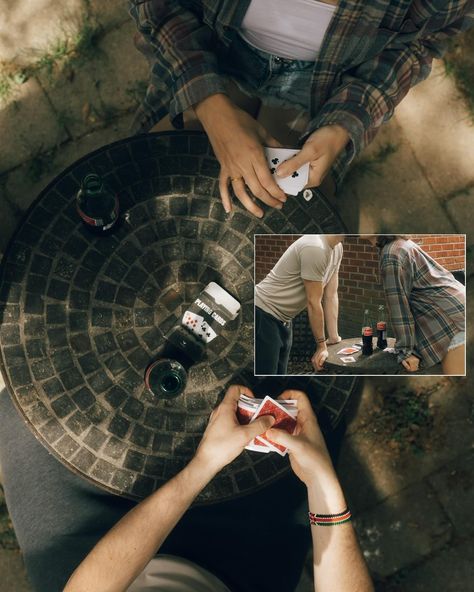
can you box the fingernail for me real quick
[276,204,283,210]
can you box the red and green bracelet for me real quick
[309,508,352,526]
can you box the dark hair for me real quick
[375,235,409,249]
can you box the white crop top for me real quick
[240,0,336,61]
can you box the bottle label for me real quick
[77,196,119,228]
[363,327,373,336]
[377,321,387,331]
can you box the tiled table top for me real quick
[0,131,358,503]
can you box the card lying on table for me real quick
[236,394,298,456]
[264,147,309,196]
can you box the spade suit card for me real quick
[264,147,309,196]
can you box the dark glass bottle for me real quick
[376,305,388,349]
[76,173,119,234]
[145,327,204,399]
[362,327,374,356]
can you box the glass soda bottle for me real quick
[76,173,119,234]
[376,305,388,349]
[144,327,204,399]
[362,326,374,355]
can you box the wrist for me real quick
[194,93,233,122]
[187,454,220,485]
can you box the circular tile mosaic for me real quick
[0,132,358,503]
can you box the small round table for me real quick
[0,131,359,503]
[290,337,442,375]
[325,337,400,374]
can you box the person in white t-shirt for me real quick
[255,235,343,374]
[63,386,373,592]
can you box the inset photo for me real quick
[254,234,466,376]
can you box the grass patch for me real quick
[0,13,103,102]
[443,29,474,122]
[348,142,399,179]
[364,382,441,454]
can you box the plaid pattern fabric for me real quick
[379,240,465,368]
[128,0,473,189]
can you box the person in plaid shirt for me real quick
[366,236,466,375]
[128,1,472,217]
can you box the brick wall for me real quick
[254,235,465,357]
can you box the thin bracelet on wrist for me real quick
[309,508,352,526]
[316,337,327,344]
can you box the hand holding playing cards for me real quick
[195,385,275,473]
[276,124,349,189]
[194,93,287,217]
[267,390,336,487]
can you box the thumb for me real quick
[245,415,275,438]
[266,428,298,451]
[401,360,410,371]
[276,143,314,178]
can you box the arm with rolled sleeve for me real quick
[380,254,420,364]
[128,0,228,131]
[304,3,474,186]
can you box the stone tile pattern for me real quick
[0,131,358,503]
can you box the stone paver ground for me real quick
[0,1,472,591]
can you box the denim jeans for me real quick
[255,307,293,375]
[219,33,314,113]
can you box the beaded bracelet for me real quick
[309,508,352,526]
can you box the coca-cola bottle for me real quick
[362,326,374,356]
[144,327,204,399]
[76,173,119,234]
[360,309,371,345]
[376,305,388,349]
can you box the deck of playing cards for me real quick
[236,394,298,456]
[182,282,240,344]
[264,147,309,196]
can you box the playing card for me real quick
[264,147,309,196]
[251,396,297,456]
[196,320,217,344]
[183,311,204,330]
[337,346,360,355]
[341,356,356,363]
[237,394,297,454]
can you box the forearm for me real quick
[64,458,216,592]
[307,301,325,343]
[322,292,339,342]
[307,472,373,592]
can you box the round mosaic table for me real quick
[0,131,359,503]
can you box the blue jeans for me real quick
[219,33,314,112]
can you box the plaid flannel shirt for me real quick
[379,240,465,368]
[128,0,473,189]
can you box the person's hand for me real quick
[311,344,328,372]
[194,385,275,474]
[266,390,335,487]
[194,93,287,217]
[275,124,349,188]
[326,335,342,345]
[402,354,420,372]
